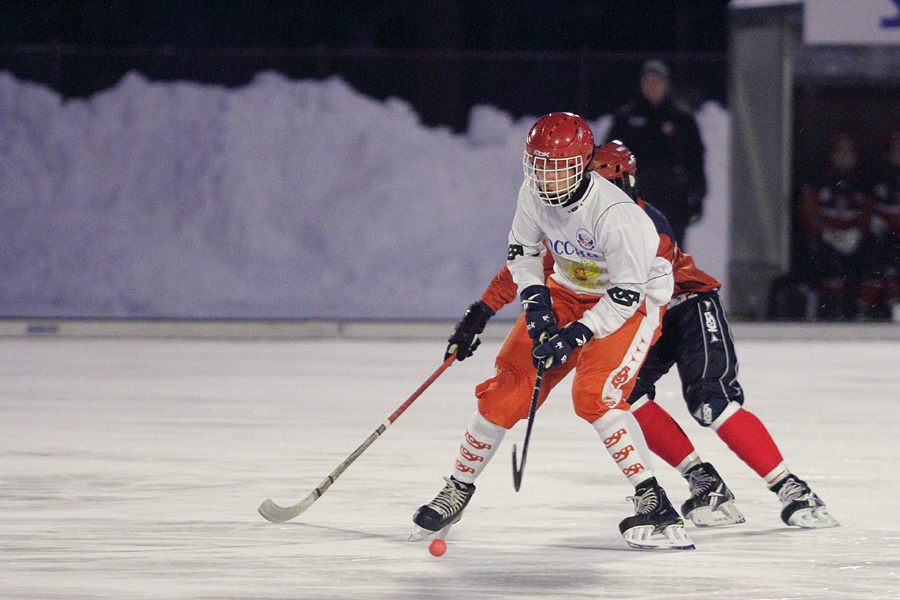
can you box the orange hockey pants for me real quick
[475,280,662,428]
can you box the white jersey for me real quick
[507,171,673,338]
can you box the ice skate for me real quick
[409,476,476,541]
[772,474,839,528]
[619,478,695,550]
[680,462,746,527]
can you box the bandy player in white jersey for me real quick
[412,112,691,550]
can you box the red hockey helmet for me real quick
[592,140,637,199]
[523,112,595,206]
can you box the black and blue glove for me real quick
[445,300,495,361]
[532,321,593,369]
[521,285,559,342]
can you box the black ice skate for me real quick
[619,478,695,550]
[409,476,476,541]
[680,462,746,527]
[772,474,839,528]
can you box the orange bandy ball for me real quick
[428,538,447,557]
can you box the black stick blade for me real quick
[511,444,524,491]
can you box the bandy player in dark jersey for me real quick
[439,140,838,531]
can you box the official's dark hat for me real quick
[640,59,670,83]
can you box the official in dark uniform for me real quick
[606,59,707,247]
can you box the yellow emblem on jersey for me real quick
[558,256,603,288]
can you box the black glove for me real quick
[445,301,495,361]
[521,285,559,342]
[532,321,593,369]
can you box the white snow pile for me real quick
[0,70,728,319]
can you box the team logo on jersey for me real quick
[570,260,601,285]
[576,229,595,250]
[549,239,601,260]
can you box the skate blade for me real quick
[787,506,840,529]
[408,522,454,542]
[686,500,746,527]
[622,524,695,550]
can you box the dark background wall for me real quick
[0,1,731,130]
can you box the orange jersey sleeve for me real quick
[479,253,555,313]
[670,245,721,295]
[657,232,721,296]
[638,197,721,297]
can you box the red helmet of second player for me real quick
[523,112,595,207]
[592,140,637,199]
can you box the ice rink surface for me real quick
[2,333,899,599]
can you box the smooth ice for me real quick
[2,332,899,599]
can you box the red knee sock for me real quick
[714,408,784,479]
[632,401,696,470]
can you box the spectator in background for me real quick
[797,133,878,320]
[870,131,900,322]
[606,59,707,247]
